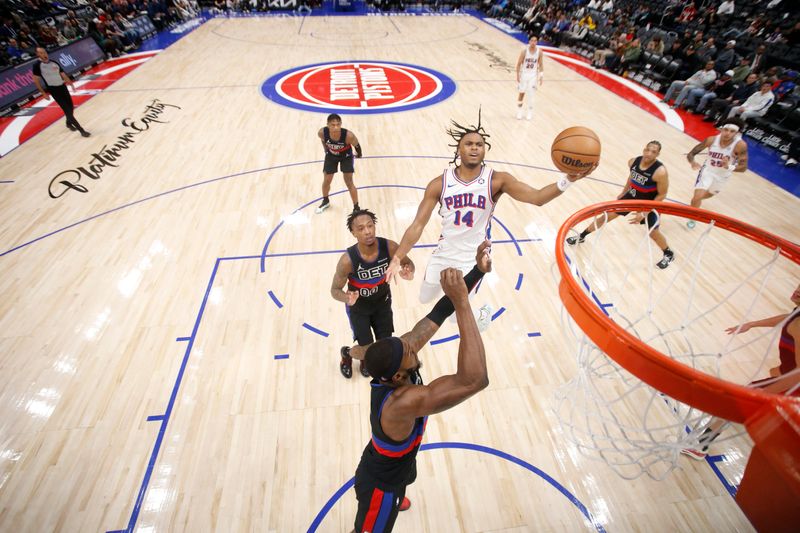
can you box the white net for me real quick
[554,206,799,480]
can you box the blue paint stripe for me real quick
[302,323,329,337]
[430,334,459,346]
[489,217,523,256]
[268,290,283,308]
[491,307,506,320]
[175,336,190,342]
[274,354,289,360]
[146,415,164,421]
[515,273,523,290]
[528,332,542,337]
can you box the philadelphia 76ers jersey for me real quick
[433,165,495,263]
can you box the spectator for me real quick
[730,56,752,84]
[714,40,736,73]
[695,36,717,64]
[607,37,641,74]
[748,44,767,74]
[717,0,734,17]
[646,35,664,55]
[661,60,718,109]
[600,0,613,13]
[591,30,621,67]
[677,2,697,26]
[772,70,797,101]
[704,72,760,122]
[61,19,83,42]
[726,80,775,122]
[685,70,735,114]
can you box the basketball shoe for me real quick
[315,199,330,214]
[566,235,585,245]
[680,447,707,460]
[656,251,674,269]
[359,360,370,378]
[399,497,411,511]
[339,346,353,379]
[526,110,533,120]
[516,106,523,120]
[686,220,696,229]
[475,304,494,332]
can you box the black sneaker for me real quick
[314,199,330,214]
[359,360,370,378]
[353,203,360,212]
[656,253,674,269]
[339,346,352,379]
[80,130,91,137]
[66,123,76,131]
[566,235,584,245]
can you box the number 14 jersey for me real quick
[434,165,496,265]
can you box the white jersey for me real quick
[520,46,542,77]
[700,133,741,180]
[432,165,496,264]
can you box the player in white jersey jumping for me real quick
[685,117,748,228]
[385,111,594,306]
[515,35,544,120]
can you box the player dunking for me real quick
[515,35,544,121]
[316,113,362,214]
[352,241,492,532]
[682,282,800,459]
[567,141,676,269]
[385,110,593,304]
[685,117,748,228]
[330,209,414,379]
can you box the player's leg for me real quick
[317,156,338,213]
[524,85,536,120]
[341,308,374,379]
[360,300,394,377]
[420,257,447,303]
[646,213,674,269]
[567,211,621,244]
[516,91,525,120]
[341,155,359,210]
[354,483,403,533]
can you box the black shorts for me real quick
[618,192,660,228]
[348,297,394,346]
[353,479,407,533]
[324,153,355,174]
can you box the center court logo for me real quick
[261,61,456,114]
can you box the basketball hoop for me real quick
[554,200,800,530]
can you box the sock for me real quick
[425,266,485,326]
[664,247,674,258]
[321,197,329,204]
[353,203,360,210]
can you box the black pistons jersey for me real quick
[355,373,427,490]
[625,156,663,200]
[347,237,390,310]
[323,127,352,158]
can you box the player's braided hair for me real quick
[446,107,492,165]
[346,208,377,231]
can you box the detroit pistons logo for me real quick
[261,61,456,114]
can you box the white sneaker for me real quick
[686,220,696,229]
[780,154,789,160]
[516,108,523,120]
[475,304,494,332]
[314,200,330,214]
[786,158,798,167]
[526,110,532,120]
[680,447,707,460]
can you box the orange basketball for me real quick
[551,126,601,174]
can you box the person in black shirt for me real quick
[331,209,415,379]
[351,240,491,532]
[315,113,362,214]
[31,47,90,137]
[567,141,675,269]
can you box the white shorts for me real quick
[694,170,730,195]
[518,74,539,93]
[420,255,475,303]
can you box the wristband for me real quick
[728,163,737,171]
[556,176,572,192]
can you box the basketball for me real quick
[551,126,601,174]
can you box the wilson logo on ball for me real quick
[560,155,595,168]
[260,61,456,114]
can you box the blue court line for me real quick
[307,441,606,533]
[175,336,190,342]
[274,354,290,360]
[706,454,738,497]
[302,323,329,337]
[110,257,222,533]
[528,332,542,337]
[146,415,164,421]
[268,290,283,308]
[491,307,506,320]
[430,334,459,346]
[515,273,523,290]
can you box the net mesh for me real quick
[554,205,799,480]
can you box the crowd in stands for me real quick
[0,0,200,67]
[483,0,799,166]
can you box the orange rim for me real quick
[556,200,800,423]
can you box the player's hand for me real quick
[384,256,402,284]
[629,213,645,224]
[476,240,492,273]
[355,153,362,159]
[566,162,598,181]
[346,290,359,306]
[690,161,701,171]
[440,268,468,304]
[399,263,415,281]
[725,322,751,335]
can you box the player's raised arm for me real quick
[385,176,443,282]
[494,167,594,206]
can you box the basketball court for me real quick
[0,12,798,532]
